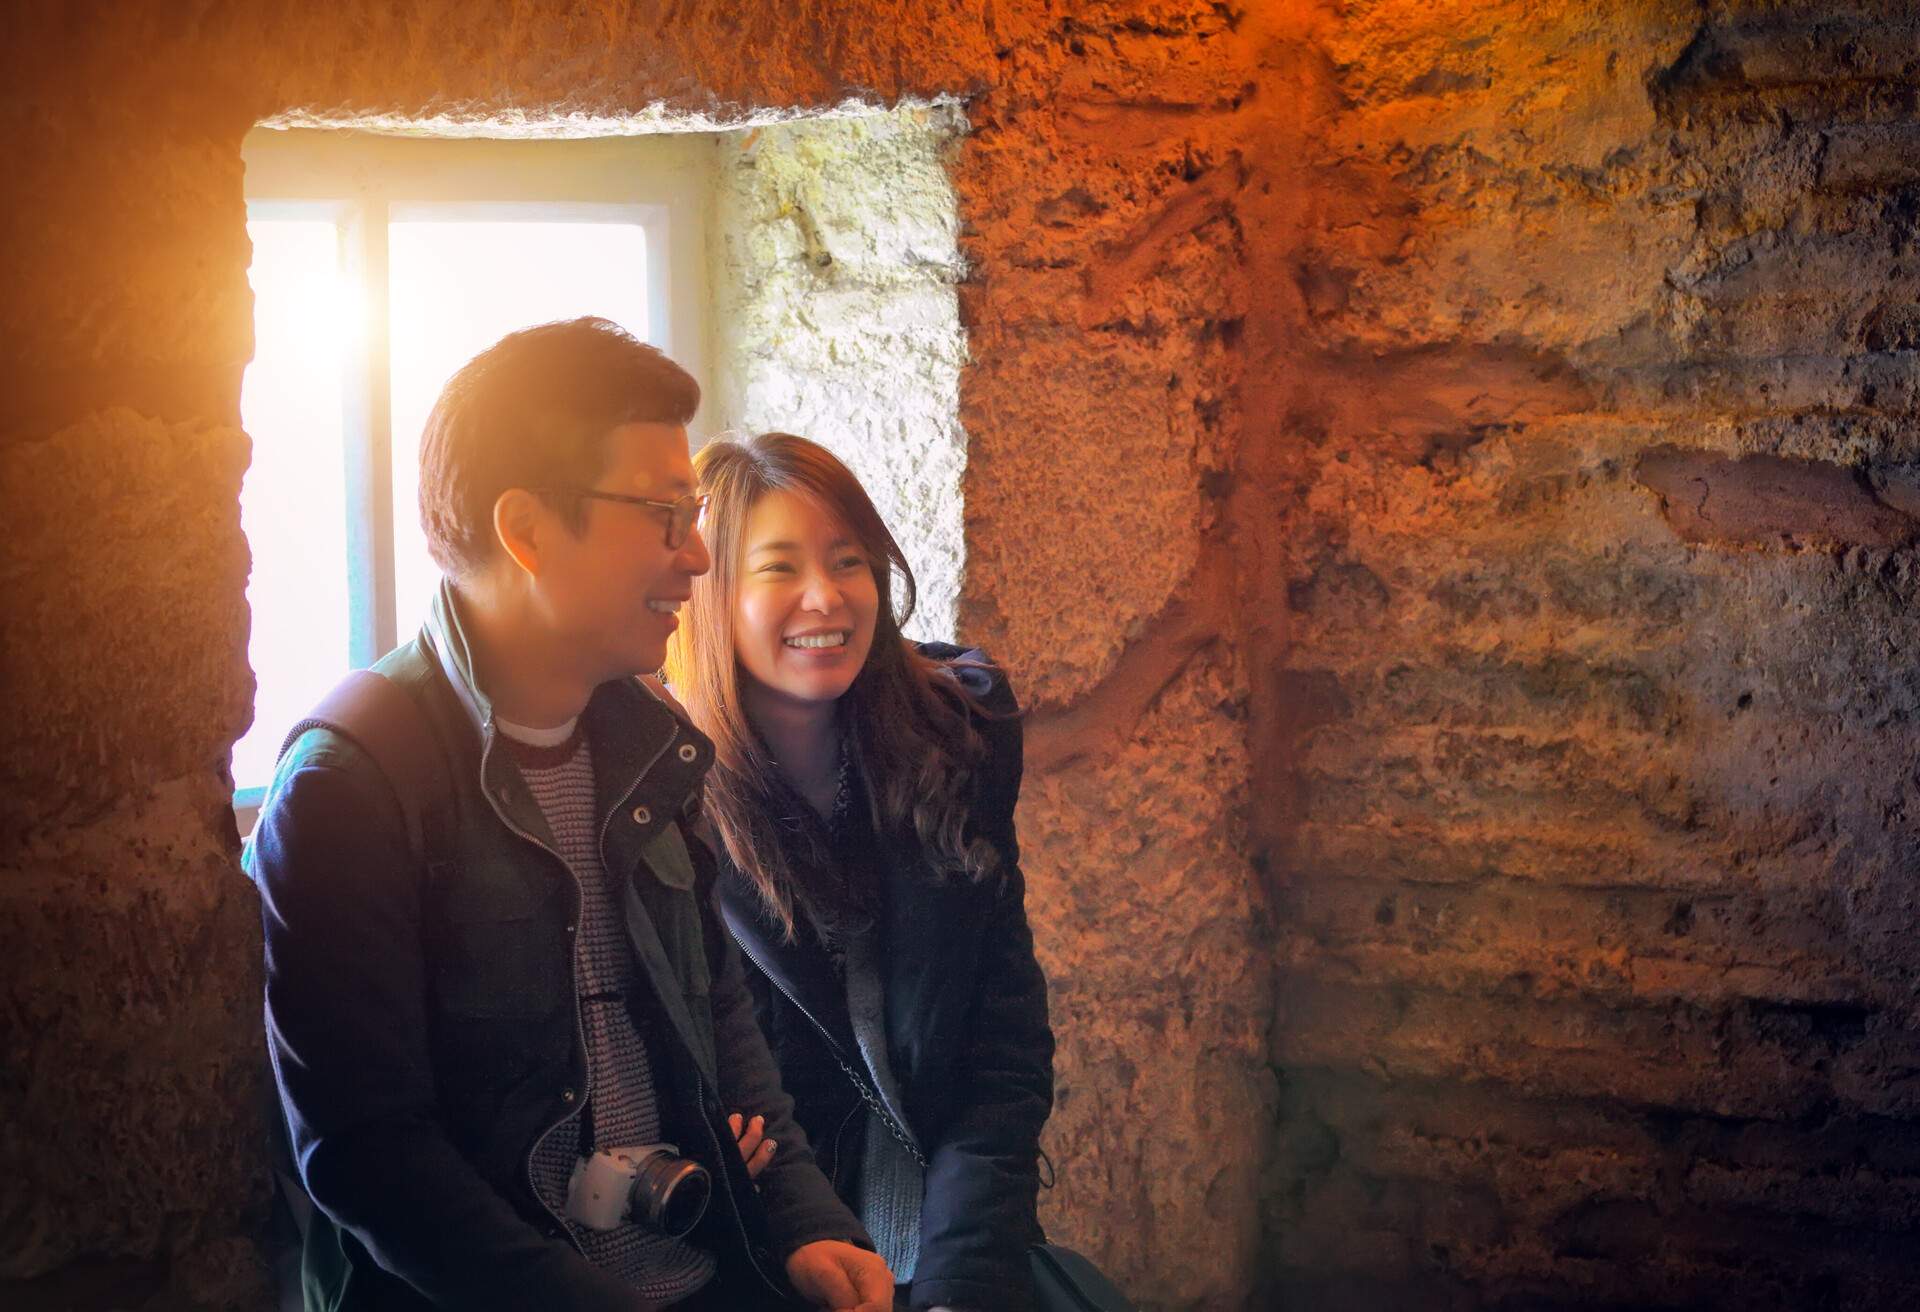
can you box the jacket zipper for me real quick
[479,724,599,1252]
[610,728,782,1294]
[729,929,920,1147]
[728,931,854,1066]
[829,1103,863,1190]
[726,930,876,1284]
[483,720,683,1251]
[690,1065,787,1294]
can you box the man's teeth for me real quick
[647,600,680,614]
[785,632,847,649]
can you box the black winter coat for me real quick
[246,586,863,1311]
[716,646,1056,1312]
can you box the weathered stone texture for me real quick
[0,412,254,839]
[1,776,269,1301]
[1023,651,1265,1308]
[0,407,259,1297]
[14,0,1920,1307]
[1257,0,1920,1307]
[948,12,1277,1305]
[0,104,255,443]
[1,3,1274,1309]
[710,104,970,643]
[955,1,1251,702]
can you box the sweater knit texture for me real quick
[813,752,927,1282]
[505,723,716,1303]
[845,926,925,1281]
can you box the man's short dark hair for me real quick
[418,316,701,577]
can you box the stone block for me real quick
[1635,447,1919,549]
[0,410,252,842]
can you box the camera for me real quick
[564,1144,712,1237]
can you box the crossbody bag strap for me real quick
[837,1054,1060,1185]
[833,1051,929,1170]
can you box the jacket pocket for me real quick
[426,859,566,1019]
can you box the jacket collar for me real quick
[420,577,496,742]
[718,885,859,1055]
[419,575,710,846]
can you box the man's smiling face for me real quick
[534,421,711,680]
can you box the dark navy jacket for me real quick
[717,647,1055,1312]
[245,582,864,1311]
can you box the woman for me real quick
[666,432,1054,1312]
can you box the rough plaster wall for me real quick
[25,0,1920,1307]
[1255,1,1920,1308]
[0,4,1273,1309]
[950,7,1277,1308]
[0,76,272,1303]
[0,412,264,1307]
[709,105,969,643]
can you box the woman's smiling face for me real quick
[732,488,880,710]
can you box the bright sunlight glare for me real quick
[232,213,650,796]
[234,218,355,794]
[387,219,651,636]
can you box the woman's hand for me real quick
[728,1111,777,1179]
[784,1239,893,1311]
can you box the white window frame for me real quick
[235,129,714,824]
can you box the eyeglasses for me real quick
[532,488,709,550]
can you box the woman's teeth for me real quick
[785,632,847,650]
[646,600,680,614]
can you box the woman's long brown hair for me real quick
[665,432,1003,937]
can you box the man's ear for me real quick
[492,488,545,578]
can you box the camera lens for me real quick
[629,1148,712,1238]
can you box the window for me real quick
[234,130,713,813]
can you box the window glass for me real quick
[387,219,651,638]
[233,218,355,794]
[232,211,651,804]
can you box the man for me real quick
[246,317,892,1311]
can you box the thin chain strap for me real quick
[825,737,925,1169]
[834,1053,929,1170]
[828,735,853,834]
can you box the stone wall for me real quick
[708,104,970,644]
[1257,1,1920,1307]
[1,24,272,1305]
[1,4,1274,1308]
[951,9,1277,1306]
[10,0,1920,1308]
